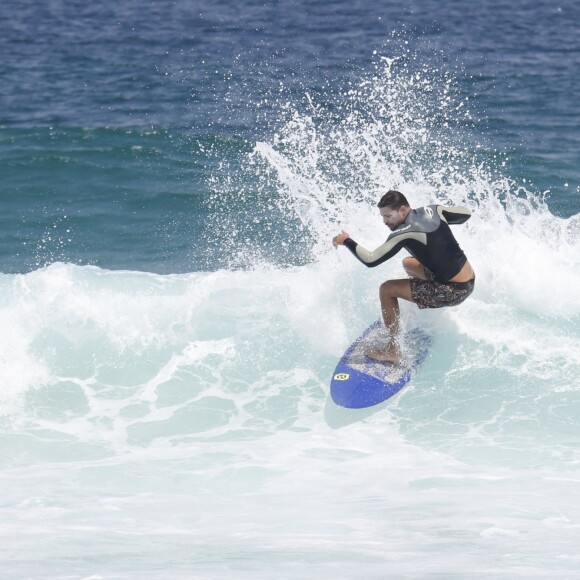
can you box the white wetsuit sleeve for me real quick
[343,230,427,268]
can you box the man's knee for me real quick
[402,257,414,274]
[380,279,412,301]
[379,279,402,297]
[403,257,425,279]
[379,280,394,294]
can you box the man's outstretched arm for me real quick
[333,229,427,268]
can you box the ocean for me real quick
[1,0,580,577]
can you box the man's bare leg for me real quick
[366,258,424,363]
[366,278,413,364]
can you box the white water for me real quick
[1,228,580,577]
[3,56,580,578]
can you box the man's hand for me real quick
[332,230,350,248]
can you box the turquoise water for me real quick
[2,0,580,577]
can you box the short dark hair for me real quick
[377,190,410,210]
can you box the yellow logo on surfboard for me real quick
[333,373,350,381]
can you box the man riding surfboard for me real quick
[333,190,475,364]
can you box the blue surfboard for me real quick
[330,321,431,408]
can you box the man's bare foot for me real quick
[365,345,402,365]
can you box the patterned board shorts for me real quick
[410,275,475,309]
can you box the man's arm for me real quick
[341,230,427,268]
[438,205,472,225]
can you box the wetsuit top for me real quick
[343,205,471,282]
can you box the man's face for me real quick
[380,206,406,231]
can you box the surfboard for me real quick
[330,321,431,409]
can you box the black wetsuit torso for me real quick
[344,205,471,282]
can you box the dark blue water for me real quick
[1,0,579,273]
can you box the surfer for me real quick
[332,190,475,364]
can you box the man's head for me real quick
[377,190,411,231]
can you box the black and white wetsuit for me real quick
[343,205,471,282]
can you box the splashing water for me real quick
[204,47,580,452]
[3,48,580,578]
